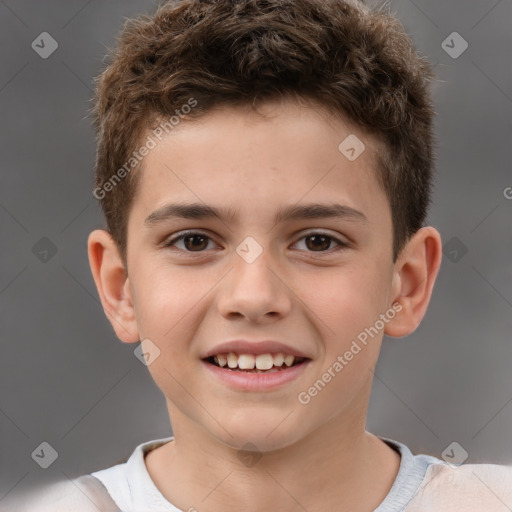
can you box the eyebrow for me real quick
[145,201,367,227]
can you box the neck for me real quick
[145,411,400,512]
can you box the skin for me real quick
[88,97,442,512]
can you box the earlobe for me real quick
[384,226,442,338]
[87,229,140,343]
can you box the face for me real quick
[122,98,398,452]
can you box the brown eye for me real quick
[293,232,347,253]
[165,231,214,252]
[305,234,332,251]
[182,234,209,251]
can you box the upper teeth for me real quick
[214,353,296,370]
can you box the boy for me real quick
[15,0,512,510]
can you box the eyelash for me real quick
[163,230,349,255]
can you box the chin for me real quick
[211,416,307,454]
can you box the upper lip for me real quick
[202,340,311,359]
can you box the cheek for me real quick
[305,263,389,345]
[130,267,207,406]
[131,263,211,339]
[296,268,387,418]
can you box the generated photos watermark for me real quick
[92,98,198,200]
[297,302,402,405]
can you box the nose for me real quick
[216,247,292,324]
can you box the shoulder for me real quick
[5,476,120,512]
[406,461,512,512]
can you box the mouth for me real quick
[203,353,309,373]
[202,351,312,391]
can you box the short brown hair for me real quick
[91,0,437,262]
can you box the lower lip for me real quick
[202,360,310,391]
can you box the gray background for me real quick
[1,0,511,504]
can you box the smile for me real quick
[208,352,305,372]
[202,353,311,390]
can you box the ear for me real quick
[87,229,140,343]
[384,226,442,338]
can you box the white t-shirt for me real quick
[10,436,512,512]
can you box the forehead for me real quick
[130,98,388,228]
